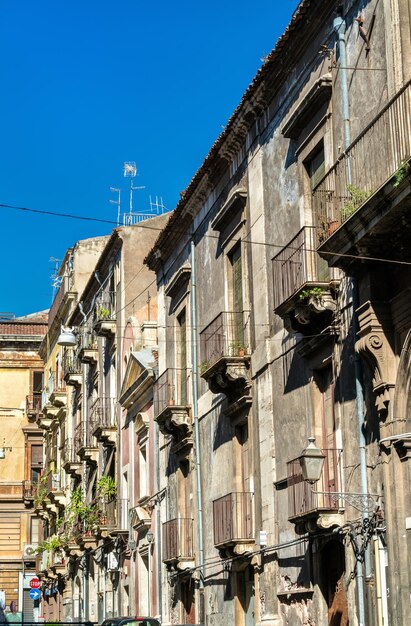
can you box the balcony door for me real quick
[228,245,244,345]
[237,565,254,626]
[177,309,188,405]
[314,365,337,505]
[320,540,348,626]
[180,578,195,624]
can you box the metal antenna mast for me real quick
[50,257,61,302]
[123,162,145,225]
[109,187,121,226]
[149,196,166,214]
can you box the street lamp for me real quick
[298,436,380,513]
[57,325,77,347]
[298,436,325,484]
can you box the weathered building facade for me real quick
[145,1,411,625]
[0,312,47,620]
[36,235,109,621]
[36,217,168,622]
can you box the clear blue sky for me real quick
[1,0,300,317]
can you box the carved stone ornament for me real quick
[155,406,193,461]
[204,356,251,402]
[355,301,396,413]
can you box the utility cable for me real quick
[1,202,410,267]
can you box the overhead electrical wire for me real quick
[1,202,410,267]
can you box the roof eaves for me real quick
[145,0,315,268]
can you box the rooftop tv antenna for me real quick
[109,187,121,226]
[123,162,145,225]
[149,196,167,214]
[50,257,61,302]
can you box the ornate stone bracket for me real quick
[355,301,396,414]
[203,356,251,402]
[155,406,193,460]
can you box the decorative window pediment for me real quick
[282,74,332,139]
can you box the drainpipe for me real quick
[333,12,370,626]
[154,420,162,620]
[190,240,205,619]
[333,13,351,182]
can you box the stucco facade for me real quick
[0,313,47,620]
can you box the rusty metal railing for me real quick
[162,518,194,562]
[314,81,411,243]
[287,448,343,520]
[213,491,254,546]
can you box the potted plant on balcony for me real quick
[299,287,336,314]
[230,341,248,357]
[96,475,117,501]
[341,185,372,221]
[98,306,110,320]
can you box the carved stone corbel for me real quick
[355,301,396,413]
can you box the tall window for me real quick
[228,245,244,345]
[314,365,337,493]
[307,142,325,190]
[177,310,187,405]
[30,444,43,484]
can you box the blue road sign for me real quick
[29,588,41,600]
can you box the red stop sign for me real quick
[30,578,40,589]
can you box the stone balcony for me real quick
[90,397,117,445]
[162,517,195,569]
[74,421,98,463]
[154,368,192,460]
[212,491,254,557]
[314,81,411,270]
[200,311,251,408]
[272,226,338,334]
[93,292,117,337]
[287,448,344,534]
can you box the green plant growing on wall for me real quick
[393,161,410,188]
[33,470,51,508]
[199,360,210,375]
[35,535,63,554]
[98,306,110,320]
[96,475,117,501]
[82,505,101,531]
[341,185,372,220]
[299,287,327,301]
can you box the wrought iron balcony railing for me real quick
[46,472,62,494]
[62,351,81,376]
[95,291,116,322]
[90,397,117,432]
[313,81,411,243]
[154,368,190,418]
[287,448,343,521]
[213,491,254,547]
[162,518,194,563]
[26,394,42,417]
[200,311,251,372]
[48,273,76,329]
[22,480,37,501]
[61,438,80,467]
[74,421,96,455]
[100,498,129,532]
[272,226,330,314]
